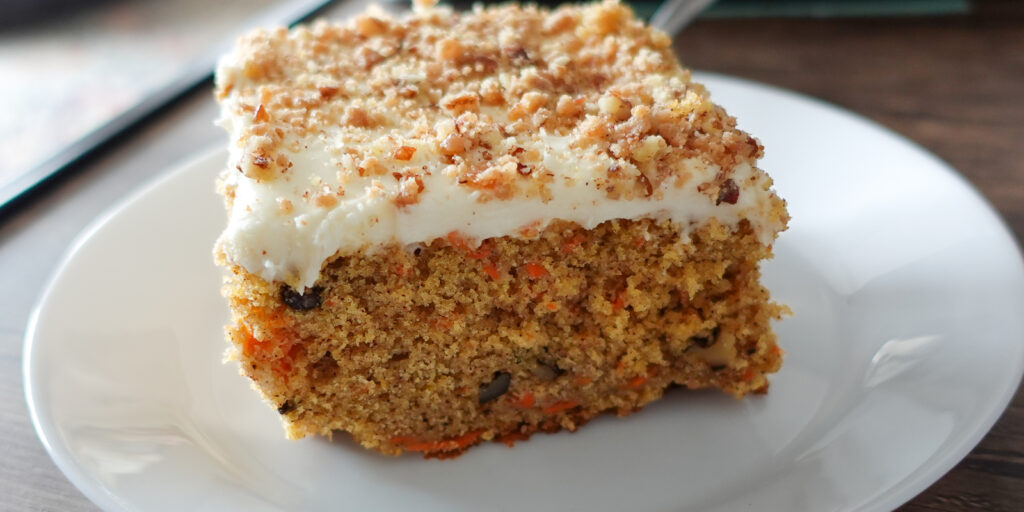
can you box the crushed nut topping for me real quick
[393,145,417,161]
[215,0,761,207]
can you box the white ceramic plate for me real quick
[25,73,1024,511]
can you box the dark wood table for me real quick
[2,2,1021,510]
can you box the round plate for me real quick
[24,73,1024,511]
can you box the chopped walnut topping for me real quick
[343,107,373,128]
[253,104,269,122]
[503,45,531,66]
[542,10,577,35]
[354,14,388,37]
[480,78,505,105]
[313,189,339,208]
[632,135,666,162]
[581,0,627,36]
[276,197,293,214]
[555,95,584,118]
[637,172,654,197]
[394,145,416,161]
[252,153,270,169]
[436,38,463,62]
[442,92,481,114]
[598,94,630,121]
[275,154,291,169]
[516,92,549,117]
[215,0,761,205]
[440,133,467,156]
[358,156,386,176]
[318,86,339,98]
[395,175,425,207]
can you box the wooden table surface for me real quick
[2,2,1022,510]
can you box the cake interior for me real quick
[222,217,784,457]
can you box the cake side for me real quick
[221,217,785,456]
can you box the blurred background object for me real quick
[0,0,273,193]
[0,0,333,210]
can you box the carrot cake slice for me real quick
[213,0,789,457]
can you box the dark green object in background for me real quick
[451,0,971,20]
[681,0,969,18]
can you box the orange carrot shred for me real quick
[560,233,585,254]
[481,261,501,280]
[468,243,491,260]
[625,376,646,389]
[511,391,535,408]
[518,224,539,238]
[445,231,472,251]
[241,332,259,357]
[525,262,548,278]
[434,315,456,329]
[543,400,579,414]
[611,294,625,312]
[391,429,484,453]
[743,368,756,381]
[275,359,292,374]
[545,302,558,311]
[447,231,491,259]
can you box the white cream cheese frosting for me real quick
[216,137,781,289]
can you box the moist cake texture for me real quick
[214,0,789,457]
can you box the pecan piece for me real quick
[717,179,740,205]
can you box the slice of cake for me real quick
[213,0,788,457]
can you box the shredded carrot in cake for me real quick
[525,262,548,278]
[511,391,535,408]
[481,261,501,280]
[561,233,586,254]
[611,292,626,312]
[238,326,260,358]
[543,400,580,414]
[390,429,484,452]
[445,231,472,251]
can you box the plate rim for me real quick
[698,73,1024,512]
[22,146,224,512]
[22,72,1024,512]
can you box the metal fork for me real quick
[648,0,717,36]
